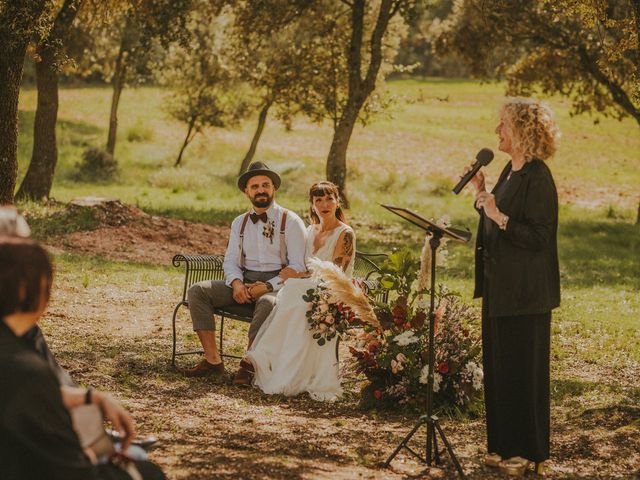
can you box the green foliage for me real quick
[436,0,640,125]
[67,0,193,85]
[392,0,471,77]
[74,147,118,181]
[228,0,401,131]
[24,203,101,239]
[159,2,252,165]
[126,121,153,142]
[378,248,421,297]
[0,0,57,49]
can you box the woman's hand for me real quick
[83,447,98,465]
[246,282,270,300]
[93,391,136,450]
[475,191,501,222]
[462,163,486,193]
[280,266,302,281]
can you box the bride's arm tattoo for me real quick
[333,231,354,272]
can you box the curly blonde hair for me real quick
[500,97,560,161]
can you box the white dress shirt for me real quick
[224,202,307,292]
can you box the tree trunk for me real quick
[17,0,84,201]
[106,36,129,156]
[325,0,395,209]
[239,100,272,175]
[637,199,640,225]
[0,44,27,204]
[326,105,360,208]
[633,0,640,81]
[16,47,59,201]
[175,117,197,167]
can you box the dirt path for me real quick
[42,278,640,479]
[38,202,640,479]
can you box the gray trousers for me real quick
[187,270,279,342]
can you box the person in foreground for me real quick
[0,236,164,480]
[235,181,355,401]
[181,162,307,378]
[0,206,74,387]
[466,97,560,476]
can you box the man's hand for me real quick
[231,279,252,304]
[247,282,270,300]
[94,391,136,450]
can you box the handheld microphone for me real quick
[452,148,494,195]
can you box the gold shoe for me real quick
[484,452,502,467]
[498,456,531,476]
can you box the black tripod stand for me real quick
[380,205,470,479]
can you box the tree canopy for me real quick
[436,0,640,126]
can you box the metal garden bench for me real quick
[170,251,388,368]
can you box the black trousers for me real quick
[482,296,551,462]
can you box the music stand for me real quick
[381,204,470,479]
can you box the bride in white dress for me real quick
[241,181,355,401]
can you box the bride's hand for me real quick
[280,266,303,281]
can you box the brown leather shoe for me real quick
[239,357,255,373]
[233,366,254,386]
[181,359,226,378]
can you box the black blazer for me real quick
[474,159,560,317]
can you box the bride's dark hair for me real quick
[308,181,346,225]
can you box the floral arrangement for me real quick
[303,284,357,346]
[349,248,484,415]
[303,258,379,346]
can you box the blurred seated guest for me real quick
[0,206,73,386]
[465,97,560,476]
[0,206,31,236]
[0,236,165,480]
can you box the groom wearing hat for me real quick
[182,162,307,378]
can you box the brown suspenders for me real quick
[238,213,251,271]
[239,210,288,271]
[279,211,288,268]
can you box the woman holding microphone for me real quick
[466,97,560,476]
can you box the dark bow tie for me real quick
[250,212,268,224]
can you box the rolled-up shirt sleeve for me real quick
[224,217,244,287]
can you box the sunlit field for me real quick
[15,78,640,478]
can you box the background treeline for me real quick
[1,0,638,219]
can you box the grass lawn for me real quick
[15,78,640,478]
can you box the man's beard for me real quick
[251,194,273,208]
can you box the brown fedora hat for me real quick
[237,162,282,191]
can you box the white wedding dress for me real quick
[246,223,355,401]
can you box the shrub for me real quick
[126,122,154,142]
[74,148,118,182]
